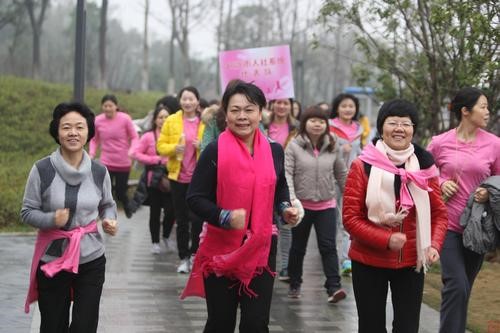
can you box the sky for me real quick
[105,0,219,59]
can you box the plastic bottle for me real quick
[176,133,185,161]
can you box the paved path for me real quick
[2,207,442,333]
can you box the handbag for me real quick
[149,165,171,193]
[148,131,171,193]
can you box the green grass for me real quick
[423,261,500,333]
[0,75,162,230]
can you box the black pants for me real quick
[352,260,424,333]
[170,180,203,259]
[439,231,484,333]
[37,255,106,333]
[148,187,175,243]
[288,208,341,293]
[203,236,277,333]
[109,170,130,208]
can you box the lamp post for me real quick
[73,0,86,102]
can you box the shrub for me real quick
[0,76,162,229]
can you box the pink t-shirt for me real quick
[427,128,500,233]
[301,198,337,210]
[178,117,200,183]
[268,122,289,147]
[89,112,139,172]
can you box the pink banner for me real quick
[219,45,295,101]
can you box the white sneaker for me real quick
[177,259,190,273]
[163,238,175,253]
[151,243,161,254]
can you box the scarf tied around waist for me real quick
[25,221,98,313]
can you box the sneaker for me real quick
[278,268,290,282]
[341,260,352,276]
[177,259,190,273]
[327,289,347,303]
[151,243,161,254]
[288,286,301,298]
[162,238,174,253]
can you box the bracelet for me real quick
[219,209,232,229]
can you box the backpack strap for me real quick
[35,157,56,195]
[91,160,107,192]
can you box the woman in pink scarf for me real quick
[343,99,448,333]
[182,80,299,333]
[329,93,365,275]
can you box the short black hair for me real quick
[101,94,118,105]
[450,87,485,122]
[330,93,360,120]
[376,99,418,135]
[155,95,180,113]
[221,80,266,113]
[49,102,95,144]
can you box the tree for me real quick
[98,0,108,89]
[0,1,23,31]
[24,0,49,79]
[320,0,499,139]
[141,0,149,91]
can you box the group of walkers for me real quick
[21,80,499,333]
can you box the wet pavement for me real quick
[2,207,442,333]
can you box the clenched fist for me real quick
[229,209,246,230]
[102,219,118,236]
[54,208,70,228]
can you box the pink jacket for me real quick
[130,130,168,186]
[89,112,138,171]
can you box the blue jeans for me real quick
[288,208,341,293]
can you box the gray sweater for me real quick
[21,148,116,264]
[285,134,347,202]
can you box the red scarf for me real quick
[181,129,276,299]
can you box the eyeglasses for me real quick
[385,121,414,129]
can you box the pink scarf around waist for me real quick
[181,129,276,299]
[25,221,98,313]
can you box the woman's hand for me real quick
[426,247,440,264]
[342,143,352,154]
[283,207,299,226]
[102,219,118,236]
[388,232,407,251]
[474,187,489,203]
[441,180,459,200]
[230,209,246,230]
[54,208,70,227]
[192,139,200,149]
[175,144,185,155]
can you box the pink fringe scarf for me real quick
[181,129,276,299]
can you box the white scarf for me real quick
[365,141,431,272]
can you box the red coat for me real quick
[343,158,448,269]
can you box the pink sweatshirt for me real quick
[89,112,139,171]
[427,128,500,233]
[130,130,168,186]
